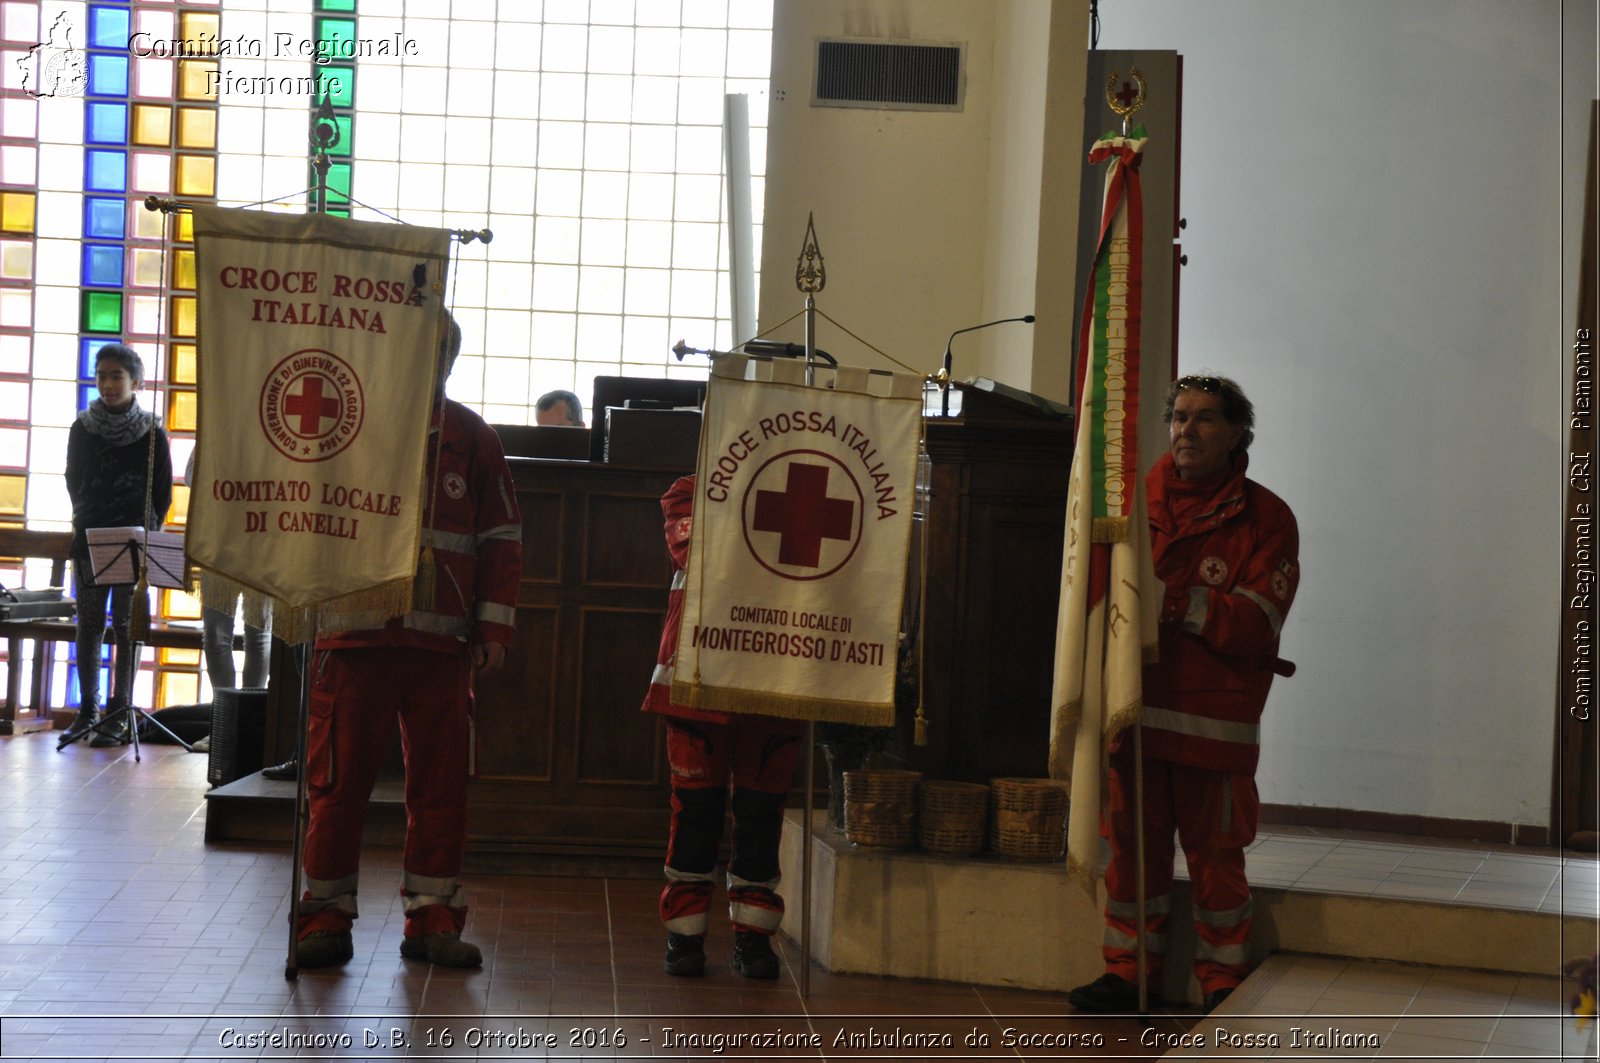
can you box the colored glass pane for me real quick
[321,65,354,108]
[88,5,131,50]
[81,290,122,333]
[326,114,353,157]
[1,144,36,185]
[317,0,357,11]
[132,248,164,288]
[161,586,202,621]
[176,211,193,243]
[2,98,36,139]
[80,339,104,379]
[175,154,215,197]
[1,191,35,233]
[0,289,29,328]
[87,54,129,96]
[171,248,196,291]
[326,161,351,206]
[86,101,128,144]
[133,58,174,99]
[171,295,196,337]
[0,428,26,466]
[127,294,162,334]
[131,104,173,146]
[170,342,196,385]
[167,481,191,527]
[84,196,124,239]
[176,107,216,149]
[166,388,196,431]
[157,670,199,709]
[159,645,201,667]
[84,149,126,193]
[133,202,166,239]
[82,243,123,287]
[178,12,221,51]
[1,240,31,280]
[316,17,356,57]
[177,59,218,100]
[0,473,23,515]
[130,151,170,195]
[77,383,95,410]
[0,335,27,375]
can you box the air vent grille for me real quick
[813,39,964,111]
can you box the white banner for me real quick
[671,356,922,726]
[188,207,452,643]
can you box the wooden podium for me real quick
[888,380,1076,781]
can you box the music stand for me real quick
[57,528,191,757]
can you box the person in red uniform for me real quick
[295,315,522,969]
[1070,374,1299,1014]
[643,475,804,980]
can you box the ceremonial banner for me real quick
[671,355,922,726]
[188,207,452,644]
[1050,127,1161,891]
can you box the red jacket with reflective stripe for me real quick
[641,475,802,734]
[1136,451,1299,775]
[319,401,522,656]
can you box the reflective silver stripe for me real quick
[479,522,521,544]
[1104,927,1167,953]
[402,871,460,897]
[497,477,515,521]
[728,870,781,892]
[1106,894,1171,920]
[423,528,477,554]
[1195,897,1253,930]
[1194,938,1249,966]
[304,872,360,912]
[664,865,715,885]
[1143,705,1259,746]
[1182,586,1210,634]
[476,601,516,627]
[671,570,686,591]
[729,900,782,931]
[406,611,471,638]
[1237,587,1284,636]
[401,876,464,912]
[651,663,674,686]
[664,912,708,935]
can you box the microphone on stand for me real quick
[940,315,1036,416]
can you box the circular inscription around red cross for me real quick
[259,348,365,463]
[740,450,864,582]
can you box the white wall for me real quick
[1099,0,1574,827]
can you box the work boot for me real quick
[663,932,706,977]
[1067,973,1142,1013]
[731,930,780,980]
[260,757,299,781]
[60,708,99,744]
[89,714,131,747]
[296,930,354,968]
[399,932,482,968]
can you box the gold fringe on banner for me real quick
[1091,516,1130,543]
[670,679,894,728]
[189,564,413,646]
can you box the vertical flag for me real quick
[1050,127,1162,891]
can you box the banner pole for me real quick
[1134,718,1148,1018]
[800,720,814,998]
[285,644,312,980]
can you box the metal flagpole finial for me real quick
[795,211,826,294]
[1105,68,1147,136]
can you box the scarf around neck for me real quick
[79,397,153,448]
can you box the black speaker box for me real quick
[207,688,268,787]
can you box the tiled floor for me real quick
[0,730,1593,1061]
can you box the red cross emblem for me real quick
[259,348,365,462]
[742,452,863,580]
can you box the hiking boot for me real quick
[663,932,706,977]
[399,932,482,968]
[59,709,99,744]
[1067,973,1142,1013]
[731,930,780,980]
[89,715,130,747]
[296,930,353,968]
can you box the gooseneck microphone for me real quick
[940,314,1037,416]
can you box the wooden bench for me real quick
[0,528,209,734]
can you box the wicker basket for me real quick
[990,776,1068,861]
[844,769,922,849]
[918,780,989,856]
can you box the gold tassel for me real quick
[131,577,151,641]
[914,705,928,746]
[413,543,436,613]
[1091,516,1130,543]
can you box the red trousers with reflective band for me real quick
[1101,747,1258,995]
[300,646,472,940]
[659,716,802,937]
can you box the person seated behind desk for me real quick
[535,389,585,427]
